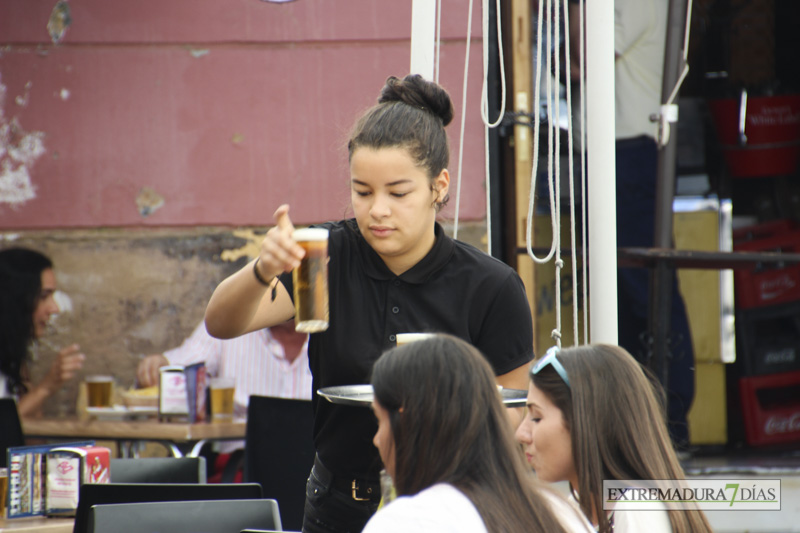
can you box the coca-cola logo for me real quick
[759,274,797,300]
[765,412,800,435]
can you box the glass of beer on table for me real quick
[209,377,235,422]
[292,228,329,333]
[85,375,114,408]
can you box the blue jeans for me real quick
[302,456,380,533]
[616,135,695,448]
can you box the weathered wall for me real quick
[2,221,487,417]
[0,0,488,228]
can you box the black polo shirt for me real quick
[279,219,534,480]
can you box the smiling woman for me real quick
[0,247,85,417]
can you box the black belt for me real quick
[313,455,381,503]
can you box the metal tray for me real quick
[317,384,527,408]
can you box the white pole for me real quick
[586,0,618,344]
[410,0,437,80]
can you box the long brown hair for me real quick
[371,334,574,533]
[531,344,712,533]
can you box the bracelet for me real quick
[252,258,273,287]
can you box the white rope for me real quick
[479,0,508,254]
[452,0,475,240]
[552,0,563,348]
[526,0,559,266]
[578,0,588,345]
[480,0,506,128]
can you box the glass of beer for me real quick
[292,227,329,333]
[85,375,114,408]
[209,377,235,422]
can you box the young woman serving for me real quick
[205,74,535,533]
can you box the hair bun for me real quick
[378,74,454,127]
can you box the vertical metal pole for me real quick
[649,0,690,385]
[410,0,437,80]
[587,0,618,344]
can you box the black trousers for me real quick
[302,456,380,533]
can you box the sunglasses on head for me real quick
[531,346,570,388]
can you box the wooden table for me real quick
[21,417,246,457]
[0,517,73,533]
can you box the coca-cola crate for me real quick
[734,229,800,309]
[739,370,800,447]
[736,302,800,376]
[733,219,798,245]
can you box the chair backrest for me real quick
[73,482,263,533]
[244,396,315,532]
[87,498,281,533]
[109,457,207,483]
[0,398,25,469]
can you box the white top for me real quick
[614,0,668,140]
[569,493,672,533]
[363,483,594,533]
[614,505,672,532]
[163,322,314,452]
[362,484,487,533]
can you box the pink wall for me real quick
[0,0,488,228]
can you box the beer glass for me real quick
[85,375,114,408]
[292,228,330,333]
[209,377,235,422]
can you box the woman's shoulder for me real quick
[613,504,673,533]
[363,483,487,533]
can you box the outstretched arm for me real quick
[205,205,303,339]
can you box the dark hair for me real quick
[371,334,570,533]
[531,344,713,533]
[348,74,453,208]
[0,247,53,395]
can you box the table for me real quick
[0,517,73,533]
[21,417,246,457]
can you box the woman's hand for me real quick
[254,204,306,282]
[18,343,85,417]
[41,343,85,391]
[205,204,302,339]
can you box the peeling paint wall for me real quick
[1,221,486,417]
[0,0,488,228]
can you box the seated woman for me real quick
[364,333,592,533]
[515,344,713,533]
[0,248,85,417]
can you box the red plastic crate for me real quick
[739,371,800,447]
[733,219,798,245]
[734,229,800,309]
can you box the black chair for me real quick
[244,396,315,532]
[87,498,281,533]
[0,398,25,468]
[109,457,207,483]
[73,482,263,533]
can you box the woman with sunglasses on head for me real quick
[205,74,535,533]
[515,344,713,533]
[0,247,85,417]
[365,334,591,533]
